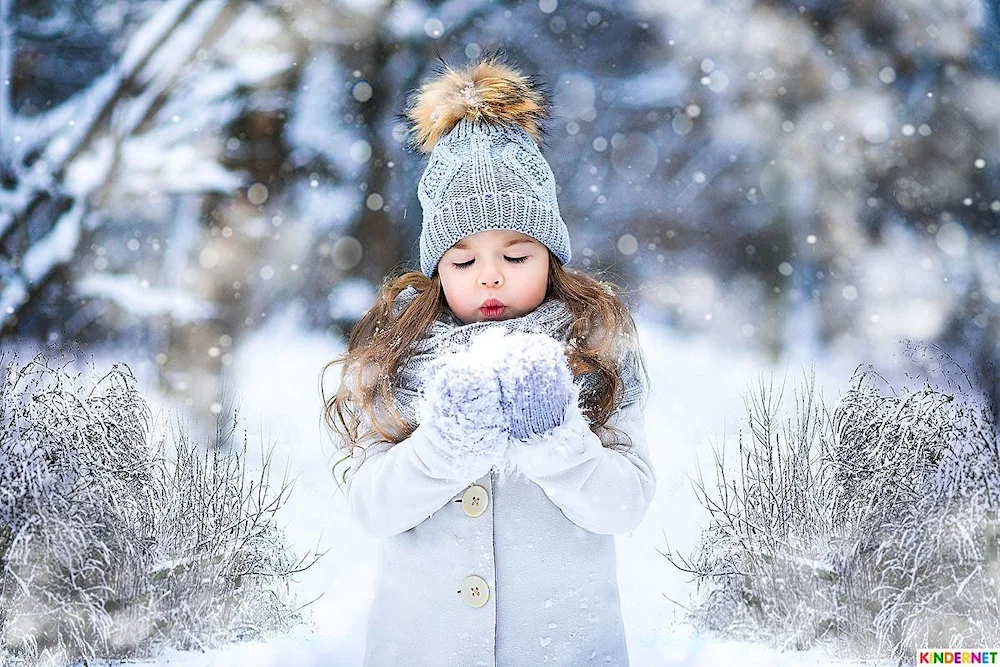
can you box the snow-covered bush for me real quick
[664,351,1000,659]
[831,361,1000,656]
[0,349,315,666]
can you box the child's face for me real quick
[437,229,550,324]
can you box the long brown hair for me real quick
[320,252,649,483]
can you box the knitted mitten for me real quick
[497,332,574,442]
[419,351,508,477]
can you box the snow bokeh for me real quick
[3,0,998,663]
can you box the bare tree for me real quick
[0,0,244,337]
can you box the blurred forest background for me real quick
[1,0,998,438]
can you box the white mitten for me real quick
[417,338,509,479]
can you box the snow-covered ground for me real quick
[76,302,891,667]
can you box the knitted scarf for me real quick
[388,286,647,427]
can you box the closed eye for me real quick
[451,256,528,269]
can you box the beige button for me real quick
[460,575,490,608]
[461,485,489,517]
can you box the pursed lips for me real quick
[480,299,505,317]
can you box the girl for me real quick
[322,53,656,667]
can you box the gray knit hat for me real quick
[404,56,571,277]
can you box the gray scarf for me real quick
[389,286,647,427]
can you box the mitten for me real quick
[497,332,575,442]
[417,348,508,478]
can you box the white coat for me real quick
[343,390,656,667]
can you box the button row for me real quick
[459,485,489,607]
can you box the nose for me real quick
[478,261,503,287]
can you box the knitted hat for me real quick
[404,55,571,277]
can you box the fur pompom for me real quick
[404,53,549,153]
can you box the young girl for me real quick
[322,53,656,667]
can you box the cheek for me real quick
[533,261,550,294]
[438,266,458,291]
[439,269,469,306]
[523,266,548,300]
[537,271,550,294]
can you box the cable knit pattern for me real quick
[417,118,571,276]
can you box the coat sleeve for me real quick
[342,419,491,538]
[504,396,657,536]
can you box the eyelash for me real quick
[452,256,528,269]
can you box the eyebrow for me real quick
[452,238,535,250]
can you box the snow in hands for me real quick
[420,341,508,476]
[416,328,578,475]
